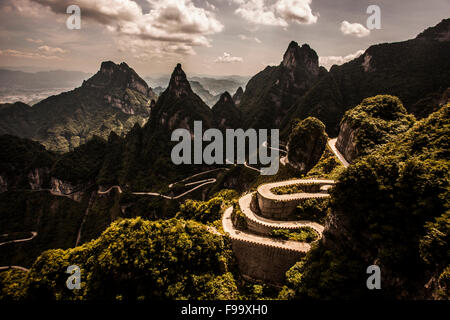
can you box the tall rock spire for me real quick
[281,42,320,75]
[166,63,193,98]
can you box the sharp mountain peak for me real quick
[83,61,150,96]
[281,41,319,74]
[166,63,193,98]
[219,91,233,103]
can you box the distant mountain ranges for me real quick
[0,18,448,158]
[0,62,156,152]
[0,68,91,90]
[145,75,248,107]
[0,20,449,300]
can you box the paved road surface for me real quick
[98,168,229,199]
[257,179,335,202]
[0,231,37,247]
[328,138,350,168]
[0,266,29,272]
[239,193,324,234]
[222,207,311,252]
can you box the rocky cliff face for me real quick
[239,41,326,129]
[319,105,450,299]
[96,64,216,189]
[166,64,192,98]
[149,64,213,132]
[232,87,244,105]
[28,167,50,190]
[0,61,157,152]
[285,19,450,136]
[51,177,84,202]
[335,95,415,163]
[287,117,328,172]
[212,92,242,129]
[0,135,55,191]
[84,61,149,96]
[281,42,320,76]
[84,61,156,116]
[335,121,359,163]
[0,167,52,193]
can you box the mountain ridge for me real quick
[0,61,156,152]
[239,41,326,130]
[279,18,450,136]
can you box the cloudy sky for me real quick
[0,0,448,77]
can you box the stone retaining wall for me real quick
[230,238,305,284]
[257,193,329,219]
[257,179,335,219]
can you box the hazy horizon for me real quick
[0,64,253,79]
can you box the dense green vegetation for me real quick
[1,20,449,301]
[337,95,415,160]
[51,136,107,185]
[2,218,239,300]
[284,19,450,136]
[287,117,328,173]
[294,199,330,224]
[175,190,238,231]
[231,203,247,231]
[0,269,28,301]
[285,104,449,299]
[271,184,303,195]
[0,135,56,190]
[270,227,318,243]
[279,245,370,300]
[0,61,155,153]
[306,148,344,180]
[177,197,224,224]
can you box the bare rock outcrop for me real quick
[287,117,328,172]
[335,120,359,163]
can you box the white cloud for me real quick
[38,45,68,54]
[234,0,287,27]
[27,0,224,56]
[340,21,370,38]
[319,49,365,70]
[238,34,262,43]
[274,0,318,25]
[233,0,318,27]
[215,52,244,63]
[116,37,196,61]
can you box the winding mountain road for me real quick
[257,179,335,202]
[0,266,29,272]
[242,142,288,172]
[222,178,335,259]
[0,233,37,273]
[0,232,37,247]
[262,141,287,154]
[327,138,350,168]
[98,168,229,199]
[239,193,324,234]
[222,207,311,252]
[278,139,350,168]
